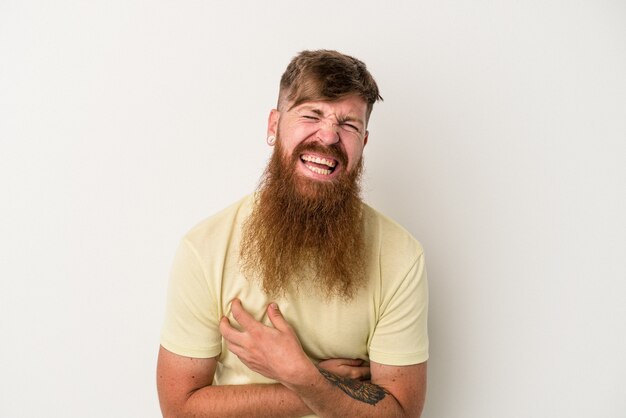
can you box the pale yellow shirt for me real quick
[161,195,428,390]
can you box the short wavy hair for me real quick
[278,50,382,122]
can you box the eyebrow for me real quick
[337,115,364,125]
[298,106,364,126]
[304,108,324,117]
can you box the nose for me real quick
[316,121,340,145]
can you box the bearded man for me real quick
[157,50,429,418]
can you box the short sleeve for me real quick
[160,238,222,358]
[368,252,429,365]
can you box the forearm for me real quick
[216,302,425,417]
[286,365,415,418]
[174,383,312,418]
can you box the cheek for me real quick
[279,125,313,149]
[346,144,364,166]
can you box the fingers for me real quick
[221,299,289,341]
[318,358,371,380]
[266,302,290,332]
[221,299,277,342]
[341,358,365,366]
[319,358,365,367]
[218,316,232,336]
[230,298,259,330]
[220,299,262,348]
[219,316,241,344]
[353,365,371,381]
[218,300,308,382]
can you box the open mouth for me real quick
[300,154,338,176]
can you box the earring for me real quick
[266,135,276,146]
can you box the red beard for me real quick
[239,137,366,300]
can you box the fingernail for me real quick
[270,303,278,310]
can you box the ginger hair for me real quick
[278,50,382,122]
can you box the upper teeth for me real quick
[301,155,337,168]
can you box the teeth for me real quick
[301,154,337,168]
[304,164,332,175]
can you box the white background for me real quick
[1,1,625,417]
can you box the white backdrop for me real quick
[1,1,625,417]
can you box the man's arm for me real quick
[291,360,427,418]
[220,299,427,418]
[156,346,313,418]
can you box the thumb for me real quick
[267,302,289,331]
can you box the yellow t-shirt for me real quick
[161,195,428,386]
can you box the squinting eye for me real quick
[302,115,319,121]
[341,123,359,133]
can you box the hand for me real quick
[219,299,313,385]
[318,358,371,381]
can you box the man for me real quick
[157,50,428,418]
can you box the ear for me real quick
[267,109,280,137]
[363,130,369,147]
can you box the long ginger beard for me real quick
[240,138,366,301]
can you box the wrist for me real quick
[280,356,320,391]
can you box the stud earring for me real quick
[266,135,276,146]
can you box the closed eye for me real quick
[340,123,360,133]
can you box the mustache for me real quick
[291,141,348,167]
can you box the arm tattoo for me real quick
[317,367,389,405]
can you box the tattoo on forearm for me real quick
[317,367,388,405]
